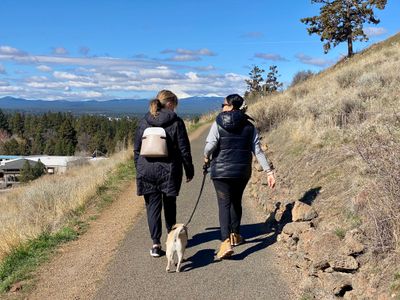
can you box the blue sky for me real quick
[0,0,399,100]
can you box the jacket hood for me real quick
[145,109,177,127]
[216,110,251,132]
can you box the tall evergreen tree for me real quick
[0,109,9,133]
[263,65,283,94]
[33,159,46,178]
[1,138,20,155]
[301,0,387,57]
[11,112,24,136]
[245,66,265,92]
[56,118,77,155]
[20,160,34,182]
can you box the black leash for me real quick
[185,163,209,227]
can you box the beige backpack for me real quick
[140,127,169,157]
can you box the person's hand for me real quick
[186,176,193,183]
[204,157,209,164]
[266,171,276,189]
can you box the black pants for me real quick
[212,178,249,241]
[144,193,176,245]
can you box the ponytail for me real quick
[149,98,162,117]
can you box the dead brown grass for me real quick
[0,150,131,260]
[356,125,400,253]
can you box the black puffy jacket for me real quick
[211,110,254,179]
[134,109,194,196]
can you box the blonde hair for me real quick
[156,90,178,107]
[149,98,162,117]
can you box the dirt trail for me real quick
[27,181,144,300]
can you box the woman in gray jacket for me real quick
[204,94,275,259]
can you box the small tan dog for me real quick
[165,223,188,272]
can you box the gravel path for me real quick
[95,125,294,300]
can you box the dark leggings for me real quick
[144,193,176,245]
[212,178,249,241]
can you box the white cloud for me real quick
[52,47,69,55]
[161,48,216,62]
[295,53,335,67]
[161,48,216,56]
[0,46,27,56]
[195,65,216,71]
[186,72,199,81]
[255,53,289,62]
[53,71,85,80]
[174,91,192,98]
[0,80,9,86]
[64,90,103,99]
[0,63,6,74]
[168,55,202,62]
[0,85,23,92]
[364,27,387,38]
[26,76,49,82]
[138,66,183,79]
[36,65,52,72]
[0,44,247,100]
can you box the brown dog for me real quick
[165,224,188,272]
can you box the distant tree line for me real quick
[0,109,137,156]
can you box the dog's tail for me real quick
[173,226,186,242]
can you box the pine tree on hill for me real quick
[245,66,265,93]
[301,0,387,57]
[263,65,283,94]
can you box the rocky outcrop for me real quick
[245,159,375,299]
[292,201,318,222]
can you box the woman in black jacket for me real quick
[134,90,194,257]
[204,94,276,259]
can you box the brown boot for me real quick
[230,233,245,246]
[216,238,234,259]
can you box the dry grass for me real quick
[247,33,400,251]
[0,150,131,260]
[185,110,218,132]
[356,125,400,252]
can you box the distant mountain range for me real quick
[0,96,224,117]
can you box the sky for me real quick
[0,0,399,100]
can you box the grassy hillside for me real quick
[247,33,400,297]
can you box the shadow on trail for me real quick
[299,186,322,205]
[180,249,216,272]
[230,202,292,261]
[182,187,323,271]
[182,203,294,270]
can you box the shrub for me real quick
[252,96,294,132]
[335,98,366,128]
[20,160,46,183]
[291,86,310,99]
[290,70,314,87]
[336,69,360,89]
